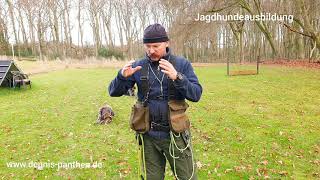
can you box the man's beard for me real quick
[149,54,160,61]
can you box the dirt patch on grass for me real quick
[262,59,320,69]
[14,59,127,75]
[191,63,225,67]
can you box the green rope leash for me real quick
[137,135,142,179]
[169,131,195,180]
[137,132,195,180]
[137,134,147,180]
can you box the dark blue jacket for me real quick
[108,48,202,128]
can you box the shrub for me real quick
[98,47,124,60]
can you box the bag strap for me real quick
[140,59,149,106]
[168,56,176,100]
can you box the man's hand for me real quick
[159,59,177,80]
[121,60,142,78]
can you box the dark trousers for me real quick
[140,132,197,180]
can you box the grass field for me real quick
[0,64,319,179]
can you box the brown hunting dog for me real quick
[96,104,115,124]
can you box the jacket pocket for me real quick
[168,100,190,133]
[130,102,150,133]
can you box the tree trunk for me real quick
[17,2,27,45]
[77,0,84,57]
[6,0,18,43]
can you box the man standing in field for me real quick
[108,23,202,180]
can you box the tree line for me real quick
[0,0,319,63]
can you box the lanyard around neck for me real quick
[148,63,165,97]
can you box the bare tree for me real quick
[0,3,10,55]
[101,0,113,47]
[77,0,85,57]
[16,0,28,45]
[6,0,18,44]
[88,0,104,57]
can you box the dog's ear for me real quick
[99,107,104,117]
[101,111,106,120]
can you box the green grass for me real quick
[0,65,319,179]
